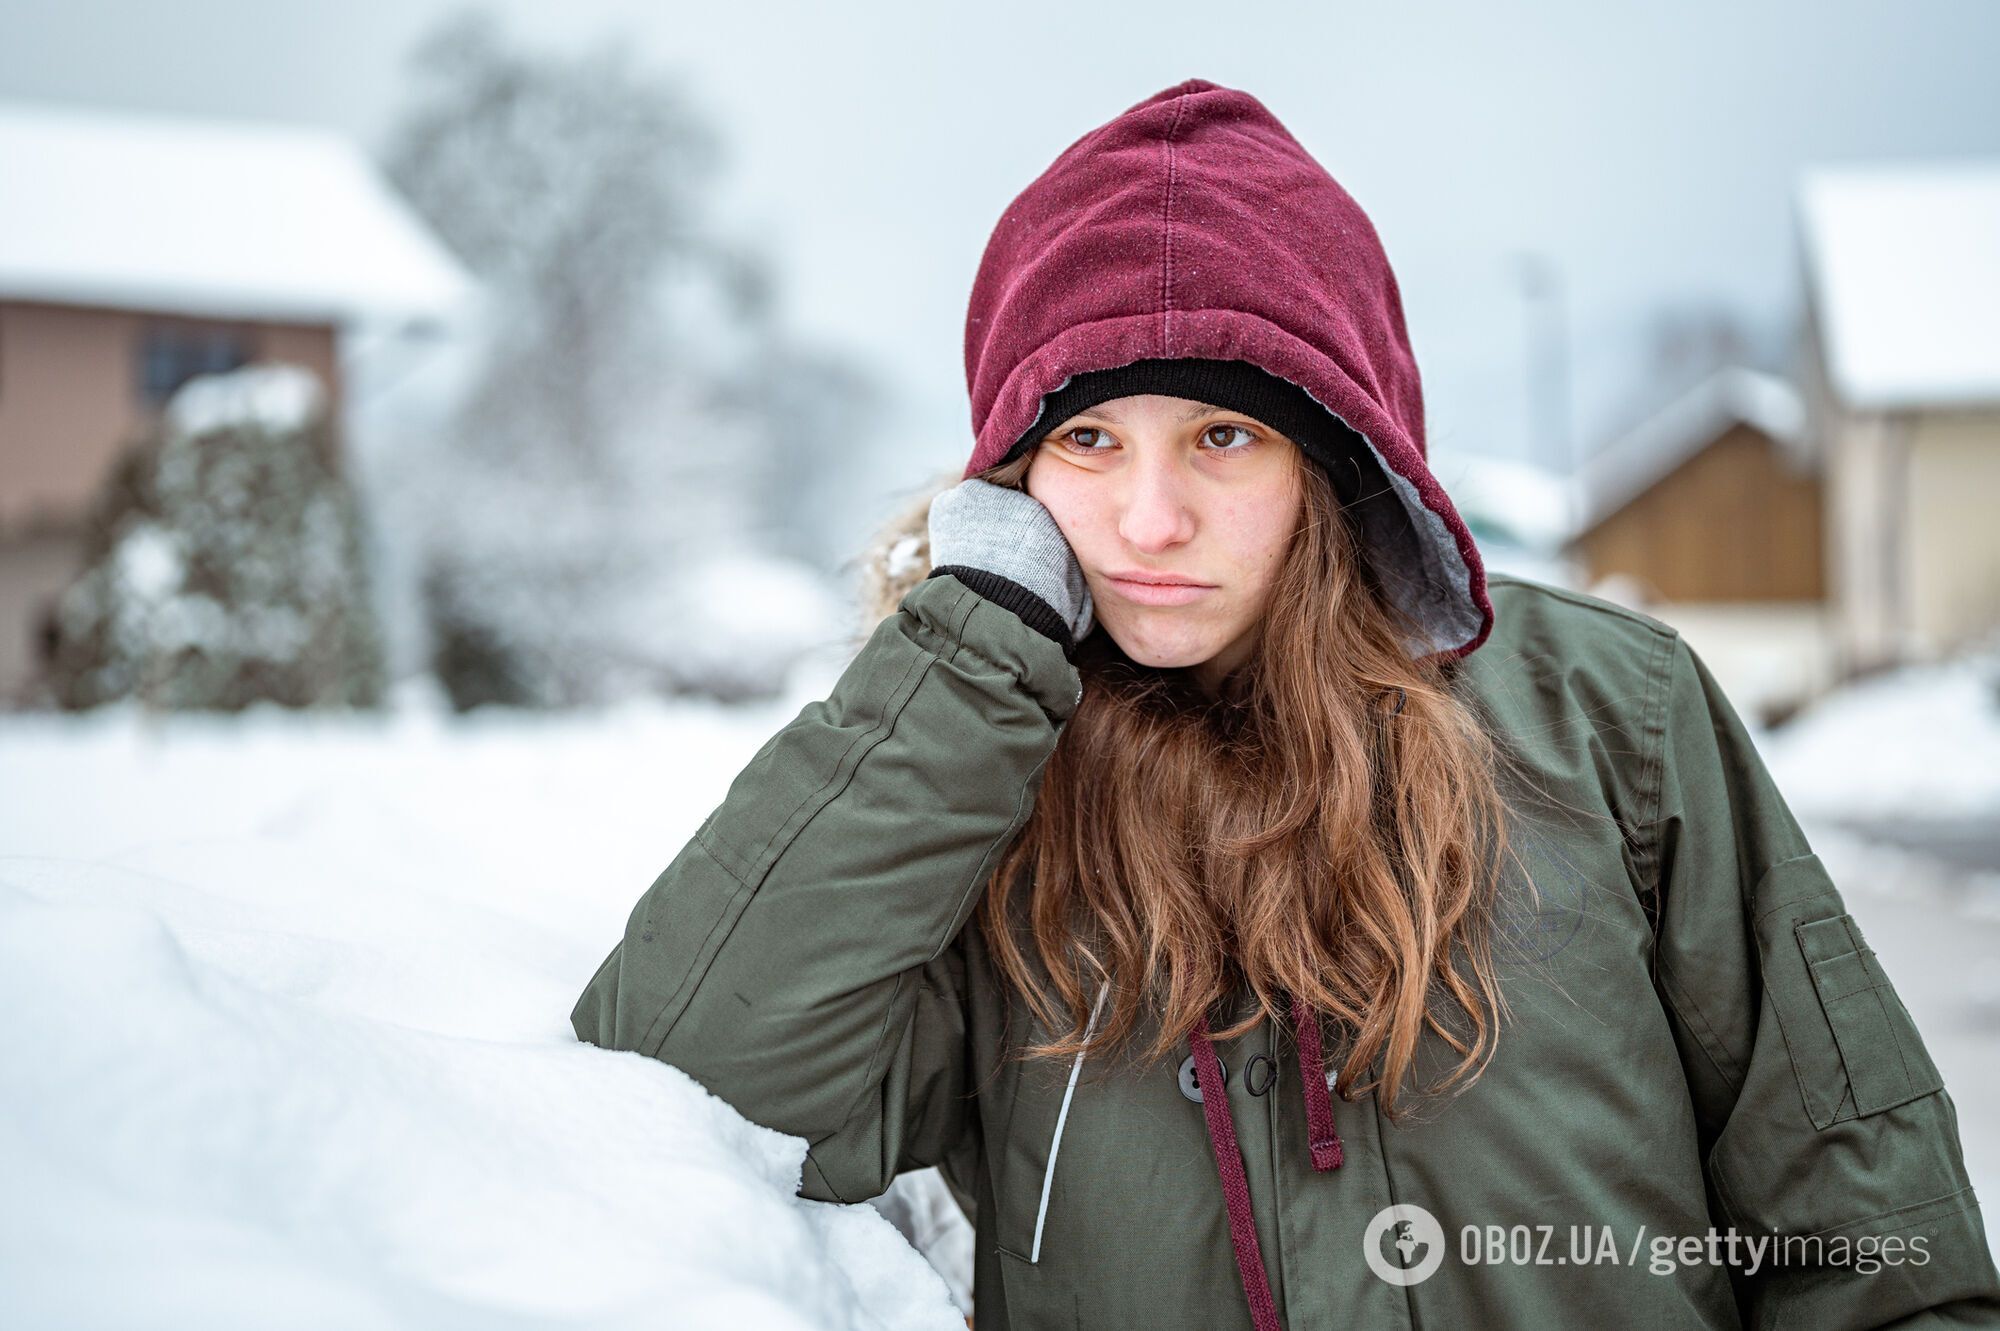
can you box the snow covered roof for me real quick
[0,101,474,327]
[1798,159,2000,410]
[1574,366,1808,534]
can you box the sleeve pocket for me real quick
[1790,912,1945,1128]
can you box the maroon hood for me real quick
[960,77,1493,661]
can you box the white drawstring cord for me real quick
[1030,979,1112,1262]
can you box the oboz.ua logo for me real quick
[1364,1204,1446,1286]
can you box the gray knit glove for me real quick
[927,479,1095,645]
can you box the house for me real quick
[1562,366,1834,722]
[1552,159,2000,721]
[0,101,473,704]
[1797,158,2000,678]
[1569,367,1820,604]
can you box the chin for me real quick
[1101,617,1223,669]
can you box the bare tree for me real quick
[381,10,873,708]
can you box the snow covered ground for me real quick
[2,642,1995,1326]
[1761,647,2000,824]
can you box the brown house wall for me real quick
[0,298,342,535]
[1573,425,1826,602]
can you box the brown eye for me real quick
[1061,427,1113,451]
[1203,424,1257,454]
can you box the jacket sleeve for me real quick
[569,571,1082,1204]
[1642,631,2000,1329]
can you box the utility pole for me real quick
[1513,251,1573,480]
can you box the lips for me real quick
[1105,573,1217,607]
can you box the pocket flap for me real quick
[1794,913,1944,1122]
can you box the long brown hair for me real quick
[854,443,1526,1121]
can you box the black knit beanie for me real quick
[999,357,1381,504]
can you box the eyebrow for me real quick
[1078,400,1226,426]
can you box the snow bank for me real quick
[1761,647,2000,821]
[0,681,961,1330]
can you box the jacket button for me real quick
[1179,1052,1229,1103]
[1244,1052,1276,1096]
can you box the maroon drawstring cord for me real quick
[1188,995,1344,1331]
[1188,1016,1281,1331]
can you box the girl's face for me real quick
[1025,394,1304,695]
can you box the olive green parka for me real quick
[571,565,2000,1330]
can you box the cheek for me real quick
[1033,476,1102,548]
[1223,497,1296,579]
[1262,480,1305,561]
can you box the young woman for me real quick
[572,79,2000,1329]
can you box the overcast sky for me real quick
[5,0,1997,500]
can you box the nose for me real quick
[1116,451,1197,553]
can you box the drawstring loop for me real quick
[1290,994,1346,1171]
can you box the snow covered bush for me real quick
[41,364,387,713]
